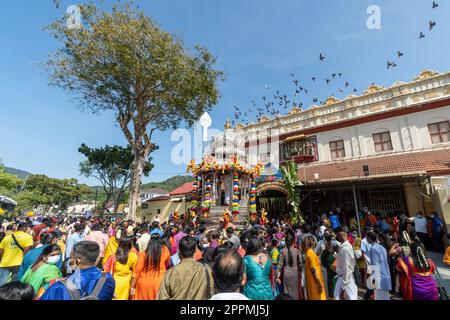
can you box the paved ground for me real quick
[428,252,450,294]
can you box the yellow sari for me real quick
[103,237,119,265]
[113,251,138,300]
[305,248,327,300]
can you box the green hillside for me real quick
[141,175,193,192]
[4,167,32,180]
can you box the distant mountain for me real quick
[4,167,32,180]
[141,175,194,192]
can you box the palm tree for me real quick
[280,161,304,224]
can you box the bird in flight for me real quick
[429,21,436,31]
[265,84,270,90]
[353,88,357,93]
[419,32,425,39]
[325,79,330,84]
[312,77,316,81]
[319,53,325,61]
[432,1,438,9]
[397,51,404,58]
[313,98,318,103]
[338,73,342,78]
[387,61,398,69]
[345,81,350,88]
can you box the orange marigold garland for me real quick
[223,208,232,229]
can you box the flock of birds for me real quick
[387,1,439,69]
[230,1,441,127]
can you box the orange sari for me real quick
[132,246,171,300]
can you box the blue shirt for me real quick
[65,233,85,259]
[368,243,392,291]
[329,214,341,230]
[39,266,115,300]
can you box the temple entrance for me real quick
[256,182,289,220]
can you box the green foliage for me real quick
[17,174,91,213]
[141,175,194,192]
[78,143,155,212]
[45,1,223,220]
[0,166,22,198]
[280,161,304,224]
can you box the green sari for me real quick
[320,249,337,299]
[21,263,62,297]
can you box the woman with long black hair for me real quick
[20,244,62,299]
[396,241,439,300]
[130,234,171,300]
[103,238,137,300]
[277,230,303,300]
[242,234,274,300]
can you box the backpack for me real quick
[61,272,108,300]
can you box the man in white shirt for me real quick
[334,226,358,300]
[210,247,248,300]
[412,211,430,250]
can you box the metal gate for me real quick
[300,182,408,217]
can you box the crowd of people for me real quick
[0,209,448,301]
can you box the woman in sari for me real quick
[320,232,337,299]
[103,238,138,300]
[277,231,303,300]
[396,242,438,300]
[130,234,171,300]
[303,236,327,300]
[21,245,62,299]
[242,235,274,300]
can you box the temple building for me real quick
[210,70,450,231]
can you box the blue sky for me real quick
[1,0,449,186]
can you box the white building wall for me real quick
[315,105,450,163]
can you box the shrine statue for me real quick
[260,208,268,226]
[223,174,233,205]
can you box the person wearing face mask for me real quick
[17,231,62,280]
[40,241,115,300]
[20,245,62,299]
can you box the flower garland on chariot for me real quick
[202,179,212,218]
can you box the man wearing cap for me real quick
[334,226,358,300]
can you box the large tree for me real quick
[45,1,223,220]
[78,143,155,214]
[0,161,22,198]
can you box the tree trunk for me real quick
[127,153,145,221]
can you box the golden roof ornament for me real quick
[324,96,340,106]
[235,123,244,129]
[288,106,302,115]
[363,84,384,95]
[259,116,270,123]
[224,119,232,129]
[414,69,440,81]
